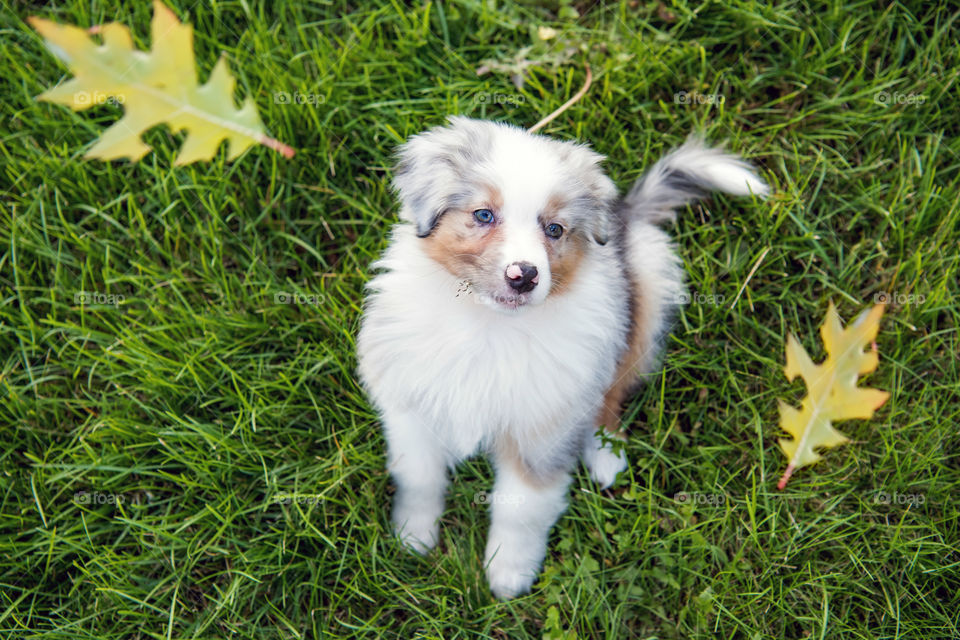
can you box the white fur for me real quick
[484,463,571,599]
[581,430,628,489]
[357,118,768,598]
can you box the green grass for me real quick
[1,0,958,637]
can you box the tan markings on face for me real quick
[543,227,587,297]
[542,194,566,219]
[422,186,504,281]
[487,185,504,212]
[596,272,659,434]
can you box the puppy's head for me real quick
[393,117,617,312]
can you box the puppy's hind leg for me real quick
[384,410,449,554]
[582,433,627,489]
[582,392,628,489]
[583,228,680,488]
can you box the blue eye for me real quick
[473,209,495,224]
[545,223,564,238]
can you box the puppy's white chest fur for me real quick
[358,230,628,459]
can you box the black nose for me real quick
[505,262,539,293]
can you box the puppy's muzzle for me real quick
[505,262,539,293]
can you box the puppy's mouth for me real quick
[457,280,531,311]
[485,291,529,310]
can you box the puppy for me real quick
[357,117,767,599]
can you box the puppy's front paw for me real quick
[583,439,627,489]
[392,503,439,554]
[486,554,537,599]
[484,540,541,599]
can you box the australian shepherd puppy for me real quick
[357,117,768,599]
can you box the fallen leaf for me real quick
[776,303,889,489]
[29,0,294,164]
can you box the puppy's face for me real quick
[393,117,617,312]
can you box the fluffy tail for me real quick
[623,139,769,224]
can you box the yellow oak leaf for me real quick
[776,303,889,489]
[29,1,294,164]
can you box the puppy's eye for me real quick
[545,223,564,238]
[473,209,495,224]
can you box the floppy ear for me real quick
[557,141,618,245]
[392,117,492,237]
[589,208,611,246]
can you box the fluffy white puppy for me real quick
[357,117,767,599]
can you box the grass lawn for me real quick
[2,0,958,637]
